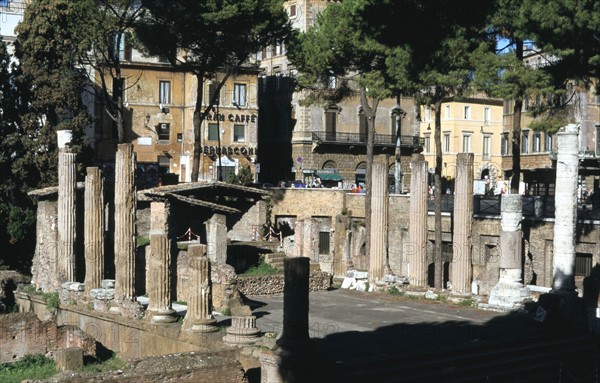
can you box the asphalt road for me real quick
[243,288,540,363]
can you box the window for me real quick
[484,107,491,125]
[425,108,431,121]
[208,123,219,141]
[523,97,529,111]
[233,83,246,107]
[208,82,220,105]
[233,124,245,142]
[443,133,450,153]
[462,133,471,152]
[159,81,171,105]
[482,135,491,160]
[424,134,431,153]
[113,32,131,61]
[319,231,330,255]
[522,130,529,154]
[359,111,367,141]
[289,4,296,17]
[275,42,283,56]
[501,133,509,155]
[445,105,451,119]
[177,133,183,143]
[545,133,553,152]
[533,132,541,153]
[158,155,170,174]
[157,123,170,141]
[112,78,124,102]
[464,105,471,119]
[328,75,337,89]
[325,108,337,140]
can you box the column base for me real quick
[223,327,261,345]
[487,272,531,311]
[183,318,219,333]
[149,308,177,323]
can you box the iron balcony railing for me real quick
[312,131,424,147]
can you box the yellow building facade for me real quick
[95,58,260,184]
[420,98,504,191]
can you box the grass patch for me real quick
[78,354,126,373]
[174,301,187,305]
[240,257,280,276]
[42,292,59,310]
[437,295,448,304]
[136,236,150,247]
[0,354,57,383]
[388,286,404,296]
[458,298,476,307]
[221,307,231,316]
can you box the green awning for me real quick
[316,171,344,181]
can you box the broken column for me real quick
[303,218,319,263]
[278,257,310,348]
[551,124,580,307]
[407,154,428,287]
[183,244,218,332]
[147,234,176,323]
[57,149,77,283]
[113,143,141,316]
[452,153,474,294]
[84,167,104,293]
[223,315,261,345]
[488,193,530,309]
[205,213,227,263]
[292,219,304,257]
[369,156,389,285]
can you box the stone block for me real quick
[101,279,115,289]
[55,347,83,371]
[341,277,355,289]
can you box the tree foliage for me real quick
[136,0,290,181]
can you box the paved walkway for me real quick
[244,288,554,364]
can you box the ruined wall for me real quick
[236,272,331,296]
[388,195,410,275]
[228,199,267,242]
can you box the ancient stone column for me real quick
[408,154,428,287]
[452,153,474,294]
[183,244,217,332]
[488,193,530,309]
[113,144,139,314]
[30,196,59,292]
[84,167,104,293]
[57,149,77,283]
[205,213,227,263]
[303,218,319,263]
[292,219,304,257]
[147,234,176,323]
[369,156,389,285]
[552,124,580,297]
[277,257,310,348]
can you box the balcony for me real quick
[311,131,424,148]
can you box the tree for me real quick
[360,0,491,289]
[15,0,92,172]
[136,0,290,181]
[287,0,411,266]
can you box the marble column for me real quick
[292,219,304,257]
[183,244,218,332]
[408,154,428,287]
[113,144,140,316]
[205,213,227,263]
[452,153,474,294]
[84,167,104,293]
[57,149,77,283]
[488,193,530,309]
[147,234,176,323]
[552,124,580,299]
[369,156,389,285]
[303,218,319,263]
[277,257,310,349]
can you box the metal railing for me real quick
[469,195,600,220]
[311,131,424,147]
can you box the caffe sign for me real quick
[206,112,257,124]
[203,145,256,156]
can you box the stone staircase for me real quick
[333,331,600,383]
[262,252,285,270]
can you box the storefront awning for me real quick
[316,171,344,181]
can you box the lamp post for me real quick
[394,95,406,194]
